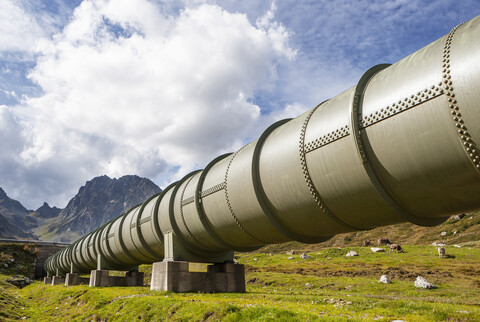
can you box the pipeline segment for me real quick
[46,15,480,276]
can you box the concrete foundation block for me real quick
[43,277,52,284]
[89,270,109,287]
[51,276,65,285]
[89,270,144,287]
[65,273,90,286]
[150,261,245,293]
[125,270,144,286]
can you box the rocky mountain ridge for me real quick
[49,175,161,240]
[0,175,161,242]
[0,188,35,239]
[34,202,61,219]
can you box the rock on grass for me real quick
[414,276,437,289]
[300,253,312,259]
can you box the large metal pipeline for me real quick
[45,15,480,276]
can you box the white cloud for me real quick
[4,0,295,208]
[0,0,65,53]
[266,102,308,123]
[0,1,44,52]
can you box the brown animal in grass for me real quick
[363,240,371,247]
[438,247,446,258]
[389,244,403,253]
[377,238,391,247]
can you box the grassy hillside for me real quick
[259,211,480,254]
[32,215,82,242]
[0,243,479,321]
[0,244,37,320]
[0,244,37,277]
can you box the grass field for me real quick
[1,243,480,321]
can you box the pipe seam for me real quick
[300,100,362,231]
[443,23,480,172]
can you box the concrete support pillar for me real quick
[65,273,90,286]
[125,270,144,286]
[43,276,52,284]
[89,270,144,287]
[150,261,245,293]
[51,276,65,285]
[89,270,109,287]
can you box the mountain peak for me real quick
[0,186,36,239]
[35,201,61,219]
[0,187,29,217]
[53,175,161,239]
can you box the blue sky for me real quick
[0,0,478,209]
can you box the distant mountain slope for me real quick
[38,175,161,242]
[0,188,30,217]
[0,188,35,239]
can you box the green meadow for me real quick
[1,243,480,321]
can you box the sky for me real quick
[0,0,479,210]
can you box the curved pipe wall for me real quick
[46,16,480,275]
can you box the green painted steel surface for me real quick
[46,16,480,275]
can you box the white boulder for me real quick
[345,250,358,257]
[300,253,312,259]
[414,276,437,289]
[379,275,392,284]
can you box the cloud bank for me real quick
[0,0,296,208]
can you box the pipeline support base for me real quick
[51,275,65,285]
[65,273,90,286]
[150,261,245,293]
[89,270,144,287]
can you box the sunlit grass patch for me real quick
[0,243,479,321]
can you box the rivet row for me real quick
[298,101,338,217]
[304,125,350,153]
[443,23,480,169]
[224,147,266,243]
[359,85,443,128]
[199,182,226,199]
[179,175,202,244]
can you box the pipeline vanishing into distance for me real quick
[46,15,480,276]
